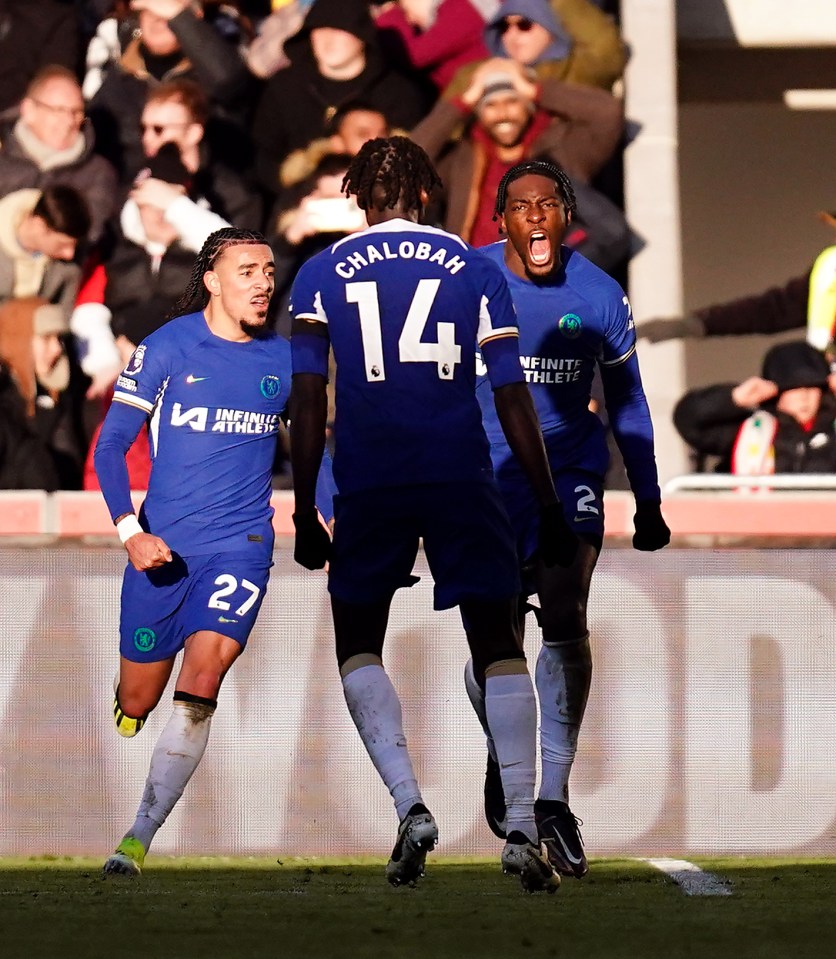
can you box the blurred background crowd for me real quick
[0,0,832,495]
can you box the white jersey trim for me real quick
[296,290,328,325]
[113,392,154,412]
[330,217,469,255]
[600,343,636,367]
[148,376,169,457]
[479,327,519,346]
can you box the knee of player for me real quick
[540,601,588,641]
[176,669,225,702]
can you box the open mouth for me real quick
[250,296,269,308]
[528,231,552,267]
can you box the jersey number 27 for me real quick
[346,279,462,382]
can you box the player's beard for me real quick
[240,316,272,339]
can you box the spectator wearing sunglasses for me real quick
[88,0,249,183]
[134,79,261,235]
[0,66,117,242]
[445,0,626,99]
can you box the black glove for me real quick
[632,500,671,551]
[292,510,331,570]
[635,315,705,343]
[538,502,579,568]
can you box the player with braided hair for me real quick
[94,228,329,877]
[166,227,269,320]
[463,158,670,879]
[290,137,578,893]
[342,135,442,214]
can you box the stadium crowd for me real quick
[1,0,833,491]
[0,0,632,491]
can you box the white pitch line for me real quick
[641,857,732,896]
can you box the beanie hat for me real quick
[476,73,524,110]
[761,340,829,393]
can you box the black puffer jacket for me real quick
[252,0,429,194]
[0,362,60,491]
[674,386,836,474]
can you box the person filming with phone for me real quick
[268,153,367,334]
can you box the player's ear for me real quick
[203,270,221,297]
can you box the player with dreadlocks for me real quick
[462,158,671,880]
[94,227,330,877]
[289,137,578,893]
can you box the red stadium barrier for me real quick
[1,490,834,539]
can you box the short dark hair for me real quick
[146,78,209,127]
[329,99,387,136]
[342,136,442,213]
[493,158,577,220]
[31,185,91,240]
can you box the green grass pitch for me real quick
[2,857,835,959]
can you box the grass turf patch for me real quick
[1,857,835,959]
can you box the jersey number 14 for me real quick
[346,279,462,382]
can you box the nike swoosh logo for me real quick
[545,833,584,865]
[186,374,209,384]
[573,515,598,523]
[499,760,523,769]
[218,616,238,623]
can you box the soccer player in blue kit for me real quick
[289,137,579,893]
[464,159,671,879]
[94,227,299,877]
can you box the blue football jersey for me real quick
[477,242,659,501]
[97,311,290,557]
[290,219,524,494]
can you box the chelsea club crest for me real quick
[260,375,281,398]
[558,313,582,339]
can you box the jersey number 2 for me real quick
[346,279,462,382]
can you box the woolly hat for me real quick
[476,73,522,109]
[761,340,829,393]
[484,0,571,63]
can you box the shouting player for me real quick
[94,227,314,877]
[464,159,670,879]
[289,137,578,893]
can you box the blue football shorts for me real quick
[497,465,606,566]
[119,551,272,663]
[328,482,521,610]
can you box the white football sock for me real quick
[463,658,497,762]
[485,671,537,844]
[342,664,422,821]
[536,634,592,804]
[126,699,214,851]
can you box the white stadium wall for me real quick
[1,545,834,859]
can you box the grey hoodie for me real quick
[484,0,571,62]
